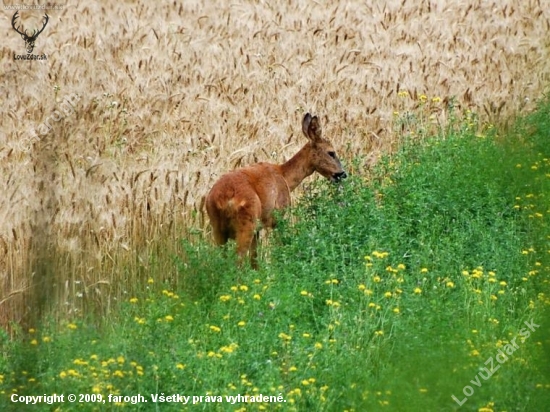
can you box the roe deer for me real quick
[206,113,346,269]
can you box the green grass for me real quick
[2,100,550,411]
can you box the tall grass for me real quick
[2,101,549,411]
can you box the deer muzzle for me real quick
[332,171,347,182]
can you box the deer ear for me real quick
[307,116,322,142]
[302,113,312,139]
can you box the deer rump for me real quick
[207,163,290,239]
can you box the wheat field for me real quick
[1,0,549,327]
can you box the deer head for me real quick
[12,11,49,54]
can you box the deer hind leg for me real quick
[235,220,257,268]
[232,196,262,269]
[210,219,229,246]
[250,231,260,270]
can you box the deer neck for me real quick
[280,144,315,192]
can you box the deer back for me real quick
[212,163,290,226]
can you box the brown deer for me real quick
[206,113,346,269]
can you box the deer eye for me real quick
[328,151,336,159]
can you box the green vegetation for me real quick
[2,101,550,411]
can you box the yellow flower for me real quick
[278,333,292,341]
[219,295,231,302]
[315,342,323,349]
[373,276,381,283]
[129,297,138,303]
[239,285,249,292]
[421,268,428,273]
[220,343,238,353]
[209,325,221,333]
[253,294,261,300]
[30,339,38,345]
[237,321,246,327]
[374,330,384,336]
[59,371,67,378]
[384,292,392,298]
[358,284,366,291]
[472,269,483,279]
[432,96,441,103]
[300,290,309,296]
[393,307,400,314]
[446,281,455,288]
[165,315,174,321]
[67,323,78,330]
[42,336,51,343]
[413,287,422,294]
[147,277,154,284]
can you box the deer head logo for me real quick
[11,11,49,54]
